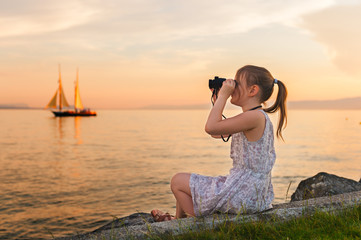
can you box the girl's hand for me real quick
[210,88,217,103]
[218,79,236,98]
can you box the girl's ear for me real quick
[248,85,259,97]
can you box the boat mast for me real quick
[74,68,78,111]
[58,64,62,111]
[74,68,84,111]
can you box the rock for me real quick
[91,212,154,233]
[291,172,361,202]
[56,191,361,240]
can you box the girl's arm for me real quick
[205,80,263,136]
[206,110,263,136]
[208,89,226,139]
[211,135,223,139]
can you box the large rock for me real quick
[291,172,361,202]
[56,191,361,240]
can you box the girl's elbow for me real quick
[205,124,211,135]
[205,124,215,135]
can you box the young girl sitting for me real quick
[151,65,287,221]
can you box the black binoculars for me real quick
[208,76,226,90]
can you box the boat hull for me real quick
[52,110,97,117]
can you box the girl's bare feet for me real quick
[151,209,175,222]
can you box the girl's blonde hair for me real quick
[235,65,288,140]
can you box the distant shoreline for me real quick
[130,97,361,110]
[2,96,361,110]
[2,107,361,110]
[0,107,42,110]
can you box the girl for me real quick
[151,65,287,221]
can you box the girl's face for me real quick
[230,75,247,106]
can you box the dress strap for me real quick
[258,109,267,117]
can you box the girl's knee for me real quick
[170,173,182,191]
[170,173,190,192]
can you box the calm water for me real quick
[0,109,360,239]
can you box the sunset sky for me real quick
[0,0,360,109]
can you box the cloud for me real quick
[0,0,340,69]
[41,0,338,60]
[0,0,99,37]
[0,0,336,39]
[83,0,336,42]
[300,3,361,75]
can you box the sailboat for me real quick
[46,66,97,117]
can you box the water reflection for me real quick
[58,117,65,140]
[51,117,83,145]
[74,117,83,145]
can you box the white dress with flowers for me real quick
[189,110,275,216]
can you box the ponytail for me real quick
[264,80,288,140]
[236,65,288,140]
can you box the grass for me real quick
[149,204,361,240]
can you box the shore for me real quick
[56,190,361,239]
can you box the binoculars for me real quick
[208,76,226,90]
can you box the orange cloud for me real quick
[301,3,361,76]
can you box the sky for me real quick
[0,0,361,109]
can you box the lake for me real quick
[0,109,360,239]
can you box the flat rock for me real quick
[57,190,361,240]
[91,213,155,233]
[291,172,361,202]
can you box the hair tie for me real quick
[274,79,278,84]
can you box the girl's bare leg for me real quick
[171,173,195,218]
[176,200,186,218]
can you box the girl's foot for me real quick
[151,209,175,222]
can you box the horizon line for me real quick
[1,96,360,110]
